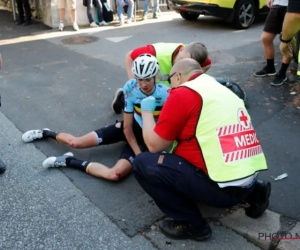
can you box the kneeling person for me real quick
[22,54,170,181]
[133,58,270,241]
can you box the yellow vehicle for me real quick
[169,0,269,29]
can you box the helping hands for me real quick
[280,37,297,59]
[141,96,156,112]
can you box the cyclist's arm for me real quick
[123,92,141,156]
[123,113,141,156]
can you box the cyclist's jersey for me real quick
[123,80,170,128]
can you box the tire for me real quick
[180,11,200,21]
[233,0,256,29]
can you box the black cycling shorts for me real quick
[263,6,287,34]
[94,119,147,163]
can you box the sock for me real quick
[278,63,290,77]
[66,157,90,172]
[266,59,275,70]
[42,130,58,140]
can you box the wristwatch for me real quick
[279,33,293,43]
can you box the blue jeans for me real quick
[116,0,134,21]
[86,0,104,23]
[133,152,255,227]
[143,0,159,14]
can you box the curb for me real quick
[219,209,300,250]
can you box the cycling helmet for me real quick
[132,54,159,79]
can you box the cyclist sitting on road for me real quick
[111,42,246,114]
[21,54,170,181]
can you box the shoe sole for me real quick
[158,226,212,242]
[270,77,288,87]
[111,88,123,114]
[253,72,277,77]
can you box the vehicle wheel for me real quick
[233,0,256,29]
[180,11,200,21]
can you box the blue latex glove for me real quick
[141,96,156,112]
[123,79,137,94]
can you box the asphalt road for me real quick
[1,9,299,242]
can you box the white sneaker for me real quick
[42,152,74,168]
[58,22,64,31]
[127,19,132,24]
[73,22,79,31]
[99,21,108,26]
[22,128,50,143]
[90,21,98,27]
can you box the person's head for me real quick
[174,42,208,65]
[168,58,203,88]
[131,54,160,94]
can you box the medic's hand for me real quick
[123,78,137,94]
[141,96,156,112]
[280,38,297,59]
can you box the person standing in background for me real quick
[254,0,291,87]
[15,0,31,26]
[85,0,108,27]
[57,0,79,31]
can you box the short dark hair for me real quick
[184,42,208,64]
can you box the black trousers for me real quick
[16,0,31,22]
[133,152,256,227]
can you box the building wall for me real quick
[0,0,116,27]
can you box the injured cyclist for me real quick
[21,54,170,181]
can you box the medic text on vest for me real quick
[217,123,263,163]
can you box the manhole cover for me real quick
[61,35,99,45]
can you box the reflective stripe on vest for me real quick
[298,48,300,76]
[179,74,268,182]
[152,43,185,86]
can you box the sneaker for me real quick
[245,180,271,218]
[22,128,50,143]
[111,88,124,114]
[90,21,98,27]
[159,219,212,241]
[270,73,288,87]
[58,22,64,31]
[126,19,132,24]
[73,22,79,31]
[99,21,108,26]
[42,152,74,168]
[0,159,6,174]
[254,66,276,77]
[142,14,147,20]
[153,13,158,19]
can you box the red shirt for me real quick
[154,73,208,174]
[130,45,212,68]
